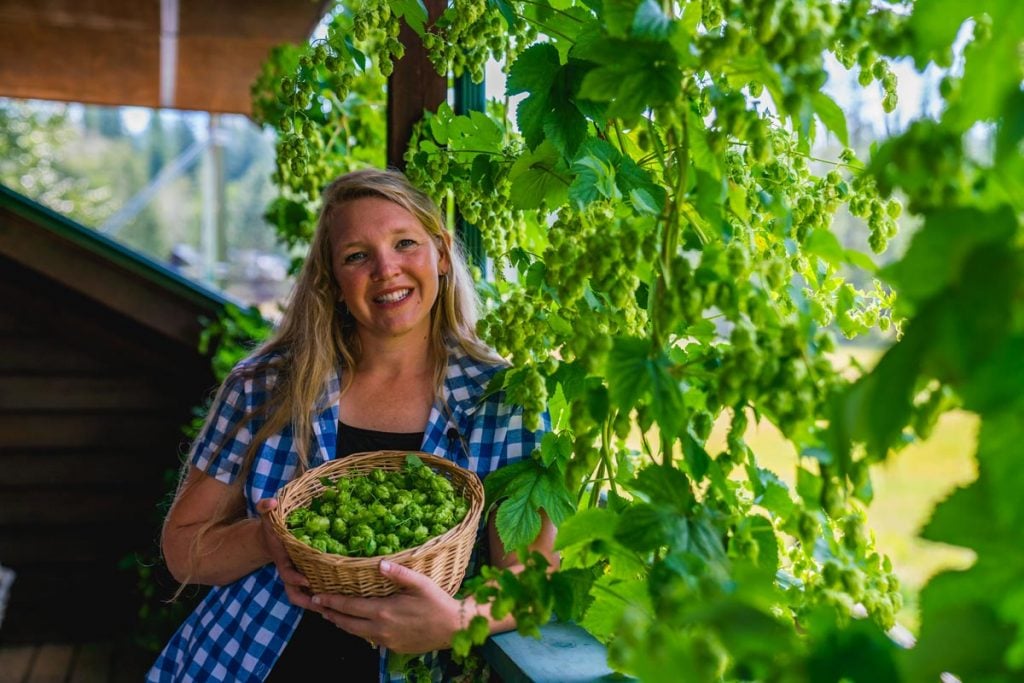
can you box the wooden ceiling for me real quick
[0,0,331,115]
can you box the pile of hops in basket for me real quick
[285,454,470,558]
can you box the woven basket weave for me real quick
[267,450,484,597]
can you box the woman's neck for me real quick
[352,331,435,381]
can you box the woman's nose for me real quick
[371,251,400,280]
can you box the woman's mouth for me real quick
[374,288,412,304]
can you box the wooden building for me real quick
[0,184,228,642]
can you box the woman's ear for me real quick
[437,236,452,276]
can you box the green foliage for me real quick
[257,0,1024,679]
[197,303,274,384]
[251,0,388,256]
[0,99,112,225]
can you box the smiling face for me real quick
[328,196,449,345]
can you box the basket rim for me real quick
[266,450,484,568]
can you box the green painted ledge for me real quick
[482,622,634,683]
[0,183,231,312]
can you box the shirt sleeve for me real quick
[190,369,255,486]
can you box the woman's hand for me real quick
[311,560,461,654]
[255,498,314,611]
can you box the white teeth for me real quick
[375,289,411,303]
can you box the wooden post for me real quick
[386,0,446,170]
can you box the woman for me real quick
[148,169,557,682]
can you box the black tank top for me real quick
[265,422,424,682]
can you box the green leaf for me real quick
[629,187,660,215]
[532,466,577,526]
[625,465,694,514]
[495,490,542,551]
[961,336,1024,414]
[843,248,877,273]
[686,108,719,178]
[427,102,455,143]
[576,65,621,102]
[491,454,577,551]
[881,206,1016,310]
[606,336,652,412]
[632,0,670,40]
[391,0,428,37]
[508,44,560,150]
[447,110,504,152]
[796,465,823,507]
[606,336,685,438]
[754,468,794,518]
[551,568,598,622]
[580,576,650,643]
[539,431,573,469]
[844,311,932,459]
[506,42,560,97]
[811,92,849,146]
[905,568,1020,682]
[946,2,1024,129]
[682,433,711,481]
[483,457,534,510]
[803,229,845,267]
[569,138,622,207]
[905,0,972,67]
[575,38,680,122]
[508,140,571,210]
[516,93,551,152]
[554,507,619,550]
[544,100,588,159]
[804,606,902,683]
[614,502,669,552]
[616,155,666,214]
[602,0,643,38]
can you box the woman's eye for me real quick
[397,238,417,249]
[343,251,366,263]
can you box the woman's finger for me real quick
[312,593,379,619]
[284,584,315,611]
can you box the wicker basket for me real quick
[267,450,484,597]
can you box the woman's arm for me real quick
[162,466,313,608]
[465,507,560,634]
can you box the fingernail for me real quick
[312,595,322,605]
[380,560,392,572]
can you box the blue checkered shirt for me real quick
[147,345,549,682]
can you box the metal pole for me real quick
[454,74,487,277]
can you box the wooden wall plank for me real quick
[0,489,165,526]
[0,377,184,411]
[0,255,208,373]
[26,643,75,683]
[0,645,36,683]
[68,642,113,683]
[0,414,183,449]
[0,307,20,332]
[0,336,110,374]
[0,524,159,565]
[0,451,181,487]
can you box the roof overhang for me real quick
[0,0,330,115]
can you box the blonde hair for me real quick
[171,168,500,585]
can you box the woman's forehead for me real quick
[328,196,430,239]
